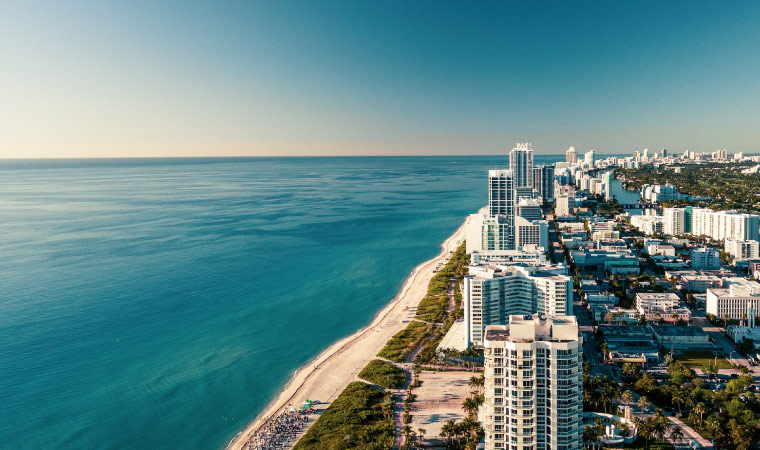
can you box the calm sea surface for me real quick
[0,155,570,449]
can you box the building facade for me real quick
[691,247,720,270]
[510,143,534,189]
[464,264,573,347]
[484,315,583,450]
[706,278,760,320]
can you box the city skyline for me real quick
[2,1,760,158]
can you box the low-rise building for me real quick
[635,292,688,322]
[599,325,659,365]
[724,239,760,261]
[651,326,711,349]
[593,305,638,324]
[647,243,676,257]
[571,249,639,275]
[585,293,619,306]
[706,278,760,320]
[680,274,722,293]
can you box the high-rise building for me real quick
[691,208,760,242]
[584,150,595,166]
[663,207,686,236]
[518,198,543,221]
[483,315,583,450]
[465,265,573,347]
[510,143,534,188]
[489,169,516,218]
[533,165,555,202]
[515,216,548,250]
[565,146,577,164]
[684,206,693,233]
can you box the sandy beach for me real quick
[226,221,466,450]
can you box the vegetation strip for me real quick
[291,382,394,450]
[358,359,406,390]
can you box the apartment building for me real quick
[464,264,573,347]
[483,315,583,450]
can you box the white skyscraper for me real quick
[565,146,577,164]
[464,264,572,347]
[484,315,583,450]
[584,150,595,166]
[510,143,534,188]
[489,169,516,218]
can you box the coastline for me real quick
[225,220,467,450]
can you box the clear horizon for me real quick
[2,1,759,158]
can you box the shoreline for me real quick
[225,220,467,450]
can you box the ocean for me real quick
[0,155,565,449]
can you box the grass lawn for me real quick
[292,381,394,450]
[674,351,732,370]
[624,436,675,450]
[682,417,714,440]
[358,359,406,389]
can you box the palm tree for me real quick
[704,415,720,436]
[621,390,634,406]
[583,425,597,450]
[417,428,426,447]
[462,397,479,419]
[670,425,684,444]
[595,418,605,450]
[671,389,686,415]
[638,418,654,450]
[600,342,609,361]
[694,402,706,427]
[402,425,412,445]
[638,396,649,412]
[440,419,456,447]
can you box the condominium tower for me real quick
[510,143,534,188]
[464,264,573,347]
[484,315,583,450]
[489,169,516,218]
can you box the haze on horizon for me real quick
[2,1,760,159]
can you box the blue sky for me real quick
[1,1,759,157]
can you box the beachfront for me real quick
[226,222,467,450]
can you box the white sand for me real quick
[226,222,466,450]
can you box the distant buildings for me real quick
[566,146,577,164]
[483,315,582,450]
[532,165,555,202]
[584,150,595,166]
[464,264,572,347]
[641,183,679,202]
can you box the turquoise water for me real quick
[0,156,564,449]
